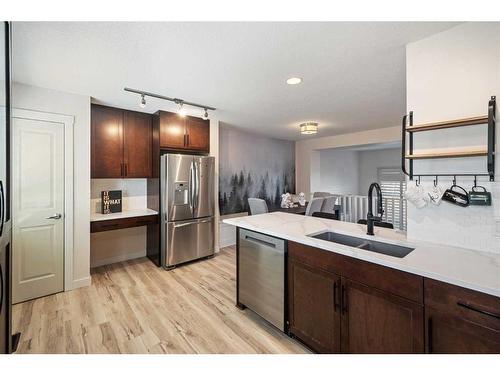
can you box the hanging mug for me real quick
[469,186,492,206]
[442,184,470,207]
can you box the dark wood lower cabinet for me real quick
[425,308,500,353]
[424,278,500,353]
[341,278,424,353]
[288,260,341,353]
[284,240,500,354]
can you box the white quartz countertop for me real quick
[91,208,158,222]
[223,212,500,298]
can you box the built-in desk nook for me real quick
[90,209,158,233]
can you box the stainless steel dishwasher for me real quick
[237,228,286,332]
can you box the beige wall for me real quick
[12,82,91,289]
[295,126,401,196]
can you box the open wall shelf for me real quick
[405,115,488,133]
[402,96,496,181]
[405,149,488,160]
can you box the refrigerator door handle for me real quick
[0,181,4,237]
[194,160,200,211]
[188,160,195,212]
[174,218,212,228]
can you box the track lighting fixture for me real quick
[124,87,216,118]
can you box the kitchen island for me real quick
[224,212,500,353]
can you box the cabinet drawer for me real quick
[91,215,158,233]
[425,278,500,330]
[289,241,423,303]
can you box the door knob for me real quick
[45,213,62,220]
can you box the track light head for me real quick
[178,102,186,117]
[203,108,209,120]
[139,94,146,108]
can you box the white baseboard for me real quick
[91,250,146,268]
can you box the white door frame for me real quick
[12,108,74,292]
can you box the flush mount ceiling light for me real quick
[124,87,216,117]
[286,77,302,85]
[139,94,146,108]
[300,122,318,135]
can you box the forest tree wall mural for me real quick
[219,124,295,215]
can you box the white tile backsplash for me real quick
[91,178,147,214]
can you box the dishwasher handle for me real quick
[244,235,277,248]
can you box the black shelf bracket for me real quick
[402,96,496,182]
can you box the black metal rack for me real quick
[402,96,496,182]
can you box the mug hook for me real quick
[433,176,438,187]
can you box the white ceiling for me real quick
[12,22,459,140]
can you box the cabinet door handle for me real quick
[333,281,340,312]
[186,134,190,146]
[183,134,187,146]
[120,163,124,177]
[341,284,348,314]
[427,317,433,353]
[124,163,128,176]
[457,301,500,320]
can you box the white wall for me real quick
[316,148,359,195]
[295,126,401,196]
[406,22,500,254]
[12,82,91,288]
[358,148,401,194]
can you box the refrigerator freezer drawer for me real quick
[238,229,285,331]
[165,217,215,267]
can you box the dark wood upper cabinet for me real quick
[91,105,124,178]
[158,111,186,150]
[288,259,341,353]
[91,104,152,178]
[157,110,210,153]
[123,111,152,178]
[186,117,210,152]
[340,278,424,353]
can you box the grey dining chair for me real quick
[305,197,325,216]
[248,198,269,215]
[321,195,338,214]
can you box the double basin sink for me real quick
[308,231,415,258]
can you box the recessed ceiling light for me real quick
[286,77,302,85]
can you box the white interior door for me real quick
[12,117,64,303]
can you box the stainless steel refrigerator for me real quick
[160,154,215,269]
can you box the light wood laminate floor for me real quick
[12,246,309,354]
